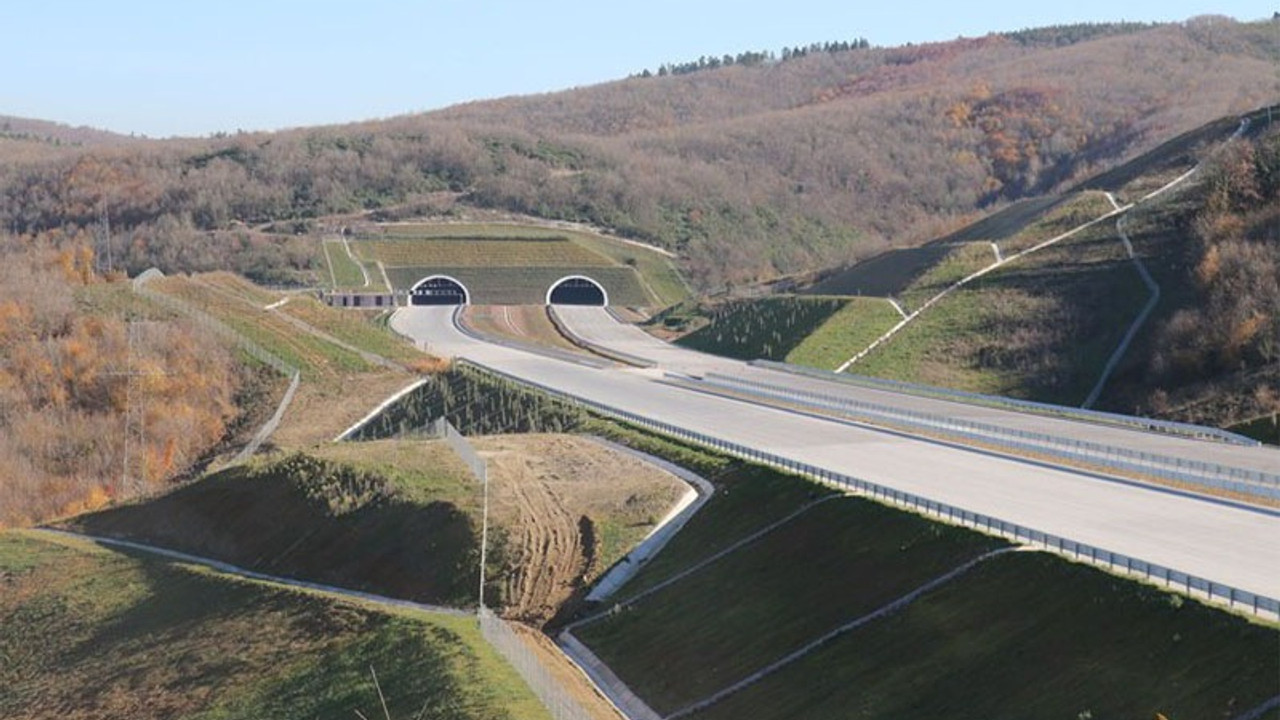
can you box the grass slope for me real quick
[277,295,424,365]
[576,498,1006,714]
[322,239,370,289]
[784,296,902,369]
[67,449,486,607]
[0,531,547,720]
[689,551,1280,720]
[152,275,373,378]
[674,296,848,361]
[851,203,1143,403]
[362,221,689,307]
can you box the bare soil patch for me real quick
[465,305,589,353]
[473,434,686,627]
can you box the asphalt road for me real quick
[393,306,1280,602]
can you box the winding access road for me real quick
[392,306,1280,605]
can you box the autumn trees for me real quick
[0,244,240,527]
[1,19,1277,292]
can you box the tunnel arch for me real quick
[410,275,471,305]
[546,275,608,306]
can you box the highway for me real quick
[551,307,1279,475]
[393,306,1280,604]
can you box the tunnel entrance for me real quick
[546,275,607,306]
[410,275,470,305]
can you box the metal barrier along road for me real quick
[454,358,1280,620]
[682,372,1280,502]
[752,359,1259,446]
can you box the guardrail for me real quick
[454,358,1279,620]
[752,359,1259,446]
[680,372,1280,502]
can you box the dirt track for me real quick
[473,434,685,626]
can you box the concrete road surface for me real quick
[393,306,1280,603]
[551,307,1280,476]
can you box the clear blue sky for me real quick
[3,1,1274,137]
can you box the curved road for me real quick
[392,306,1280,603]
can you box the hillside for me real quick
[668,111,1280,435]
[0,530,548,720]
[2,18,1277,290]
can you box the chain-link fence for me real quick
[132,270,300,466]
[430,416,601,720]
[479,608,596,720]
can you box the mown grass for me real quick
[567,232,689,308]
[358,237,614,268]
[996,190,1115,254]
[576,498,1006,715]
[784,296,903,369]
[674,296,849,361]
[689,551,1280,720]
[278,295,424,365]
[323,239,370,289]
[363,221,687,307]
[196,271,284,306]
[0,531,548,720]
[853,211,1149,404]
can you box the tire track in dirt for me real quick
[491,450,589,625]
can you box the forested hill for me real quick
[3,17,1277,289]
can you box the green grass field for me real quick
[354,222,688,307]
[152,276,374,379]
[898,242,998,311]
[784,296,904,369]
[851,210,1148,404]
[688,551,1280,720]
[0,531,548,720]
[356,237,615,268]
[674,297,849,361]
[576,498,1006,714]
[996,191,1115,254]
[278,295,424,365]
[322,239,373,289]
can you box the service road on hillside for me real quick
[392,307,1280,604]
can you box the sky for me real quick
[3,1,1275,137]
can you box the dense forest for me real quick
[1,18,1276,291]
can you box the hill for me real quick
[2,18,1278,291]
[664,110,1280,435]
